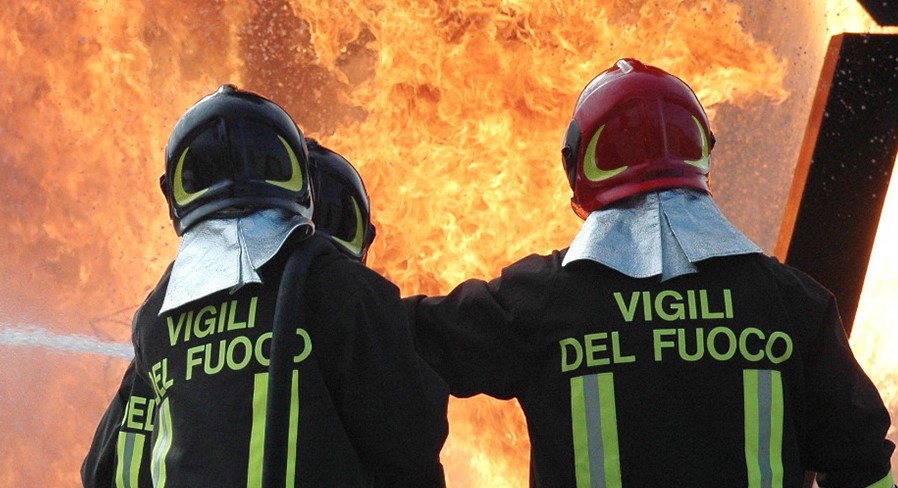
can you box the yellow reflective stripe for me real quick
[570,373,622,488]
[115,431,127,488]
[744,370,762,488]
[684,115,711,170]
[597,373,622,488]
[330,197,365,256]
[570,376,591,488]
[127,433,146,488]
[769,371,784,488]
[744,369,784,488]
[114,431,145,488]
[151,398,172,488]
[286,370,300,485]
[172,147,208,206]
[247,372,269,488]
[583,125,628,182]
[266,136,304,191]
[866,470,895,488]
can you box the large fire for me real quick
[0,1,895,486]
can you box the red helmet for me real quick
[561,59,715,219]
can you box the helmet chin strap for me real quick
[159,208,312,315]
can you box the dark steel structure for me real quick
[776,33,898,336]
[856,0,898,26]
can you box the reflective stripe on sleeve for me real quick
[151,398,173,488]
[570,373,622,488]
[115,431,145,488]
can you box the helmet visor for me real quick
[587,99,707,178]
[591,99,661,174]
[660,100,707,162]
[172,120,233,206]
[172,118,307,208]
[241,119,305,191]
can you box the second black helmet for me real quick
[307,139,377,263]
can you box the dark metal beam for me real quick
[855,0,898,26]
[776,33,898,336]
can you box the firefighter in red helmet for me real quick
[82,86,448,488]
[407,59,895,487]
[561,58,713,217]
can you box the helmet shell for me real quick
[161,85,313,235]
[307,139,377,263]
[562,59,714,218]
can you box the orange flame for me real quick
[0,0,895,486]
[853,157,898,478]
[307,2,789,484]
[825,1,898,480]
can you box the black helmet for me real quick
[307,139,377,263]
[160,85,313,235]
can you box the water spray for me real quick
[0,323,132,359]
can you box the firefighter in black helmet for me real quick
[306,138,377,264]
[161,84,314,236]
[82,86,448,488]
[406,59,895,487]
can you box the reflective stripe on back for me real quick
[744,369,784,488]
[570,373,622,488]
[248,372,269,488]
[151,398,172,488]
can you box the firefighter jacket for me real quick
[82,360,155,488]
[406,250,896,488]
[83,234,449,487]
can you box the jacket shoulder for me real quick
[747,254,835,305]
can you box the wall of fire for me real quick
[0,1,896,487]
